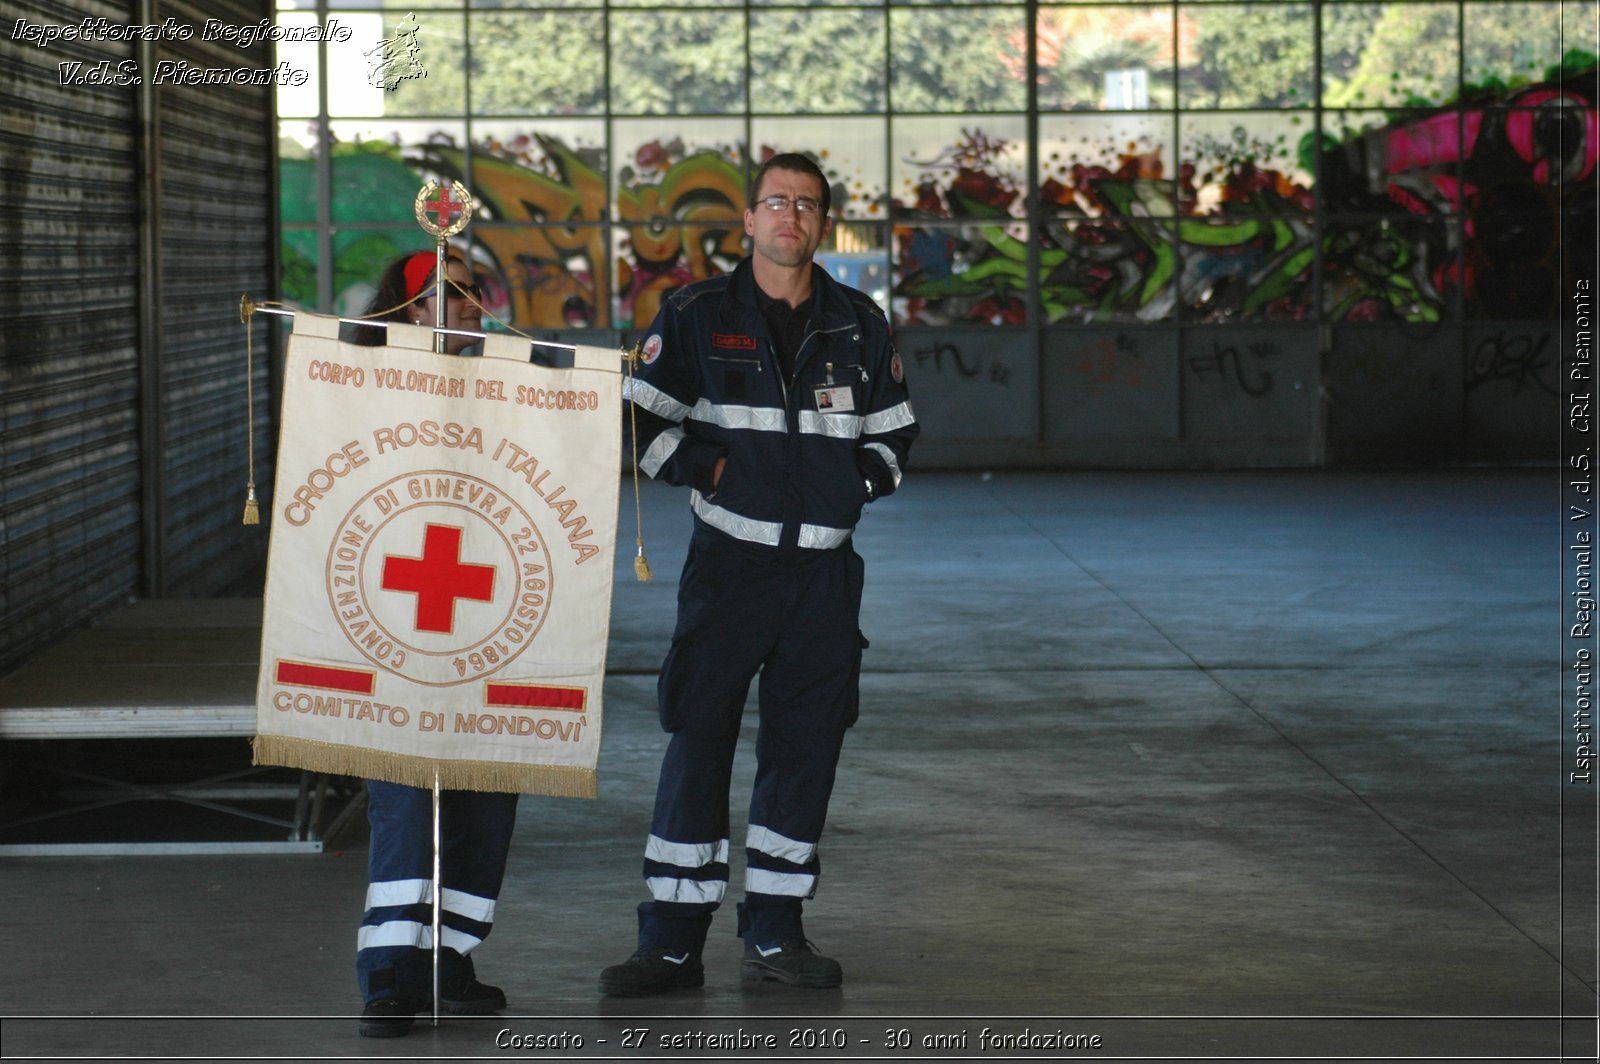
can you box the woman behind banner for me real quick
[348,249,513,1039]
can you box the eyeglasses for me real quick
[431,282,482,301]
[758,195,822,215]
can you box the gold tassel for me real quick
[624,342,653,582]
[241,294,260,528]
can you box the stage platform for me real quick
[0,599,347,855]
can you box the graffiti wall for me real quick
[284,52,1593,335]
[279,47,1592,465]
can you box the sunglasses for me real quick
[427,282,482,302]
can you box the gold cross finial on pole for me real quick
[414,180,475,354]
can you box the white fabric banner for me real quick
[253,313,620,797]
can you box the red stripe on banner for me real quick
[484,683,587,712]
[276,660,376,695]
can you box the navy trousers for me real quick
[638,531,866,952]
[356,780,519,1004]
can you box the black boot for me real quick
[741,937,842,988]
[358,997,418,1038]
[599,946,706,996]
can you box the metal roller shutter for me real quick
[149,0,275,595]
[0,0,144,673]
[0,0,276,673]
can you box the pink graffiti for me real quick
[1383,111,1484,174]
[1503,89,1598,182]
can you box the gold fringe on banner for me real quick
[252,735,598,800]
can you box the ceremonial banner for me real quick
[253,312,620,797]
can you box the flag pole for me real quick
[431,768,442,1028]
[411,178,474,1029]
[434,240,447,354]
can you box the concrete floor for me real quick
[0,470,1593,1061]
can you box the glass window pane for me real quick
[1475,104,1598,188]
[327,120,466,225]
[610,12,745,115]
[281,229,319,307]
[751,116,890,220]
[1323,2,1460,109]
[310,12,387,118]
[470,224,609,330]
[466,0,592,7]
[320,10,464,116]
[1038,221,1176,324]
[274,13,323,118]
[612,120,747,329]
[1037,5,1175,112]
[1321,216,1457,323]
[1179,112,1314,215]
[892,118,1029,220]
[1321,110,1466,217]
[1182,3,1314,109]
[1465,179,1561,319]
[1038,114,1177,220]
[1565,3,1600,57]
[893,221,1031,327]
[469,122,610,330]
[820,220,892,315]
[891,7,1027,112]
[469,12,604,116]
[325,1,463,7]
[751,8,886,113]
[1323,109,1412,217]
[1464,1,1578,91]
[329,227,435,317]
[279,117,320,160]
[1179,214,1319,321]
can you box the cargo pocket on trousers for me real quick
[656,630,697,733]
[842,631,869,729]
[655,538,719,733]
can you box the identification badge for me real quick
[814,386,855,412]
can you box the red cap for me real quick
[402,251,437,302]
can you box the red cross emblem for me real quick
[381,523,495,634]
[423,187,464,229]
[414,180,473,238]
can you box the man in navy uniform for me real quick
[601,152,918,995]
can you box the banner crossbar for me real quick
[245,303,578,355]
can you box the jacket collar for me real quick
[724,257,855,330]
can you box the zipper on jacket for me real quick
[773,342,792,413]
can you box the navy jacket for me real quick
[625,258,918,556]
